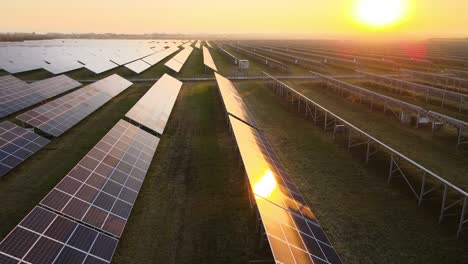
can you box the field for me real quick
[1,41,468,263]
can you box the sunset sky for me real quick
[1,0,468,40]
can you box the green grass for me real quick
[235,81,468,263]
[175,48,206,78]
[112,82,258,264]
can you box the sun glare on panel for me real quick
[356,0,406,27]
[254,170,277,198]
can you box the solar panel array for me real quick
[17,74,132,137]
[0,206,119,263]
[214,73,257,127]
[245,43,357,69]
[164,47,194,73]
[142,46,180,66]
[0,75,82,118]
[241,44,327,69]
[0,39,186,74]
[215,73,341,263]
[0,121,50,177]
[40,120,160,237]
[249,43,397,70]
[0,119,160,263]
[203,46,218,72]
[125,74,182,135]
[359,70,468,110]
[194,41,201,49]
[402,69,468,91]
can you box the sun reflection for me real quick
[254,170,277,198]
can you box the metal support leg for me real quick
[439,185,448,223]
[457,197,467,237]
[418,173,426,206]
[388,155,394,183]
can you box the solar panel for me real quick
[214,72,257,127]
[125,74,182,134]
[17,74,132,137]
[0,75,82,119]
[203,47,218,72]
[0,75,27,92]
[228,116,341,264]
[164,47,194,73]
[73,52,119,74]
[0,121,50,177]
[164,59,183,73]
[42,55,84,75]
[0,206,118,263]
[142,47,179,66]
[124,59,152,74]
[0,58,43,74]
[40,120,160,237]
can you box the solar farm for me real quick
[0,38,468,264]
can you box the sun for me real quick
[356,0,406,27]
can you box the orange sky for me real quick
[1,0,467,40]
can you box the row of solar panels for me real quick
[0,39,191,75]
[164,46,194,73]
[0,74,184,263]
[0,74,133,177]
[0,75,82,119]
[214,72,342,264]
[203,46,218,72]
[124,46,180,74]
[312,71,468,146]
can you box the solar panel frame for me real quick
[125,74,183,134]
[0,121,50,177]
[39,120,160,238]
